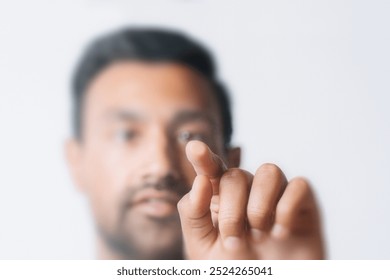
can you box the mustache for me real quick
[121,175,189,208]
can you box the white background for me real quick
[0,0,389,259]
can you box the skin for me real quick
[66,61,325,259]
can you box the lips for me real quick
[130,189,181,218]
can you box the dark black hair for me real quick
[72,27,233,146]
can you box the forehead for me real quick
[84,61,219,119]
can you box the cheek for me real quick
[83,149,127,192]
[81,145,138,225]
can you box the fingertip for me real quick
[186,140,209,165]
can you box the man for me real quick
[66,27,325,259]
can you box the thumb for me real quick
[177,175,216,254]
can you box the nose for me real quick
[142,127,180,181]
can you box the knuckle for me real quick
[247,207,273,229]
[219,214,244,228]
[177,199,184,212]
[221,168,247,184]
[256,163,282,178]
[247,206,272,220]
[289,176,310,191]
[177,195,188,213]
[277,203,292,218]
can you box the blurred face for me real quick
[67,62,226,259]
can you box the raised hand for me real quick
[178,140,325,259]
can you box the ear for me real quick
[226,146,241,168]
[64,138,87,193]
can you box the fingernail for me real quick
[271,224,289,239]
[250,229,263,242]
[210,198,219,213]
[224,236,242,250]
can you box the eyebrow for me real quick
[170,110,217,129]
[103,110,144,122]
[102,109,216,128]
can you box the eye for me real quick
[115,129,137,142]
[178,131,205,143]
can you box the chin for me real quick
[133,226,184,259]
[117,213,184,259]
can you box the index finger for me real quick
[186,140,227,194]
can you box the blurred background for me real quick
[0,0,389,259]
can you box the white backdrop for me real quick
[0,0,389,259]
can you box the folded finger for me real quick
[272,177,317,239]
[218,168,251,249]
[247,163,287,236]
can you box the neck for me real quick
[97,235,130,259]
[96,235,184,260]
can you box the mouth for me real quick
[130,189,181,218]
